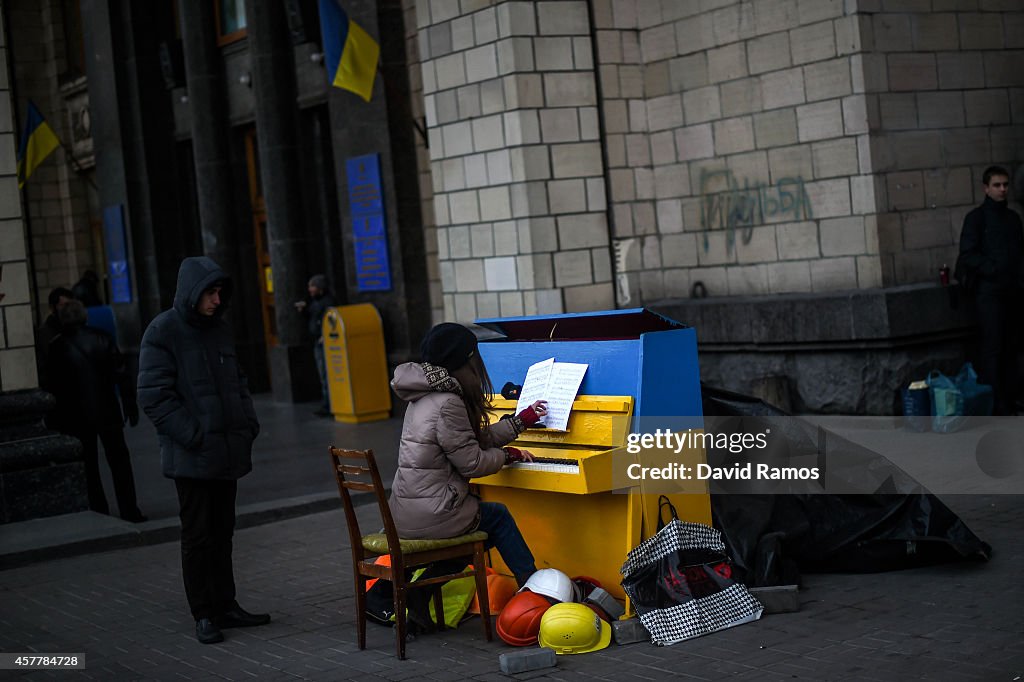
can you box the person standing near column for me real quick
[956,165,1024,415]
[137,256,269,644]
[294,274,336,417]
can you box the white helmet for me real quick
[518,568,579,603]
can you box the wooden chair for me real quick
[329,446,492,660]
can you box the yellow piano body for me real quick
[474,395,712,604]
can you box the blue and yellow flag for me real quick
[17,101,60,188]
[318,0,380,102]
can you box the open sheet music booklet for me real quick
[514,358,588,431]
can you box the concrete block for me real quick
[592,247,613,282]
[573,36,594,70]
[464,154,488,189]
[707,42,747,83]
[484,256,518,291]
[564,281,615,312]
[435,89,459,125]
[873,13,912,53]
[632,198,657,233]
[504,110,541,147]
[748,585,800,613]
[450,15,475,52]
[669,52,709,91]
[539,109,580,144]
[641,23,677,63]
[454,258,486,292]
[747,32,791,76]
[675,123,715,161]
[754,0,798,36]
[650,130,676,166]
[552,142,604,178]
[586,177,606,211]
[449,189,481,224]
[851,53,888,94]
[727,264,769,295]
[534,37,573,72]
[888,54,937,92]
[496,37,533,75]
[790,20,835,65]
[557,212,608,249]
[761,67,806,110]
[936,52,984,91]
[537,0,590,35]
[768,261,812,292]
[510,181,549,218]
[804,177,851,218]
[754,109,798,149]
[982,51,1024,88]
[902,208,951,250]
[470,223,495,257]
[628,100,648,132]
[440,158,466,192]
[580,107,600,140]
[714,117,756,155]
[811,138,858,179]
[457,84,482,120]
[851,174,881,214]
[493,220,518,256]
[654,163,692,199]
[626,133,651,167]
[720,77,763,118]
[548,178,588,214]
[674,12,715,56]
[727,150,770,184]
[917,91,965,129]
[499,647,557,674]
[712,2,756,45]
[435,53,468,91]
[465,44,498,83]
[912,13,959,52]
[964,89,1011,127]
[619,64,645,99]
[833,14,868,57]
[496,1,537,37]
[796,100,843,142]
[804,58,852,102]
[820,215,865,256]
[892,130,944,170]
[776,221,819,259]
[736,225,779,263]
[474,8,498,44]
[554,249,594,286]
[879,93,917,131]
[842,94,872,135]
[499,290,524,316]
[428,22,453,59]
[486,149,512,186]
[683,85,721,124]
[479,186,512,221]
[797,0,841,24]
[471,114,505,151]
[647,94,683,131]
[959,12,1004,50]
[886,171,924,211]
[810,256,857,291]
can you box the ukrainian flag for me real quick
[17,101,60,188]
[318,0,380,102]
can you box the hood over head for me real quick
[391,362,463,403]
[173,256,233,325]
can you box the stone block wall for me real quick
[862,0,1024,286]
[0,9,38,391]
[415,0,615,321]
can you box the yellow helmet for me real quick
[537,603,612,655]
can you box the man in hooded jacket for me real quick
[138,256,268,644]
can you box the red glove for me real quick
[504,446,526,464]
[517,400,548,427]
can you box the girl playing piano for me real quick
[388,322,547,588]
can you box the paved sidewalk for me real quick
[2,494,1022,680]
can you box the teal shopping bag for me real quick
[927,370,964,433]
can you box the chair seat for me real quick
[362,530,488,556]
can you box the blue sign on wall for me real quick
[345,153,392,292]
[102,204,132,304]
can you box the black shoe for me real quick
[122,512,148,523]
[217,606,271,628]
[196,618,224,644]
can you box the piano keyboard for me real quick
[508,456,579,474]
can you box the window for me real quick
[215,0,247,45]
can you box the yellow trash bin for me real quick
[322,303,392,423]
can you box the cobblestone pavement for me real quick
[2,494,1022,680]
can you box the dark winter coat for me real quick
[45,324,136,433]
[388,362,520,539]
[137,257,260,480]
[957,196,1024,295]
[305,292,337,342]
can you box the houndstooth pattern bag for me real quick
[620,496,763,646]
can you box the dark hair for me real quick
[983,166,1010,185]
[48,287,74,308]
[450,353,495,447]
[58,299,88,327]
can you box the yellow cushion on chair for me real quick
[361,530,488,555]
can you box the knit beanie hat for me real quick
[308,274,328,290]
[420,323,478,371]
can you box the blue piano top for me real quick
[475,308,687,341]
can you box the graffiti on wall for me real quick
[700,169,813,251]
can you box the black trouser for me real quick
[72,427,142,519]
[975,293,1021,415]
[175,478,238,621]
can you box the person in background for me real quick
[45,299,146,522]
[72,269,103,307]
[36,286,74,378]
[294,274,336,417]
[956,165,1024,415]
[388,323,546,591]
[137,256,268,645]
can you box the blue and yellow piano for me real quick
[472,308,711,605]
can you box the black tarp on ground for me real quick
[701,384,992,587]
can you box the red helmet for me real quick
[496,591,552,646]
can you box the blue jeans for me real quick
[478,502,536,582]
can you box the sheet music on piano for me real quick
[514,357,588,431]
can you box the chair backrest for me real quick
[329,446,404,563]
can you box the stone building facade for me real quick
[2,0,1022,413]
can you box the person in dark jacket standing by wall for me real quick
[45,299,146,522]
[957,165,1024,415]
[293,274,336,417]
[137,256,269,644]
